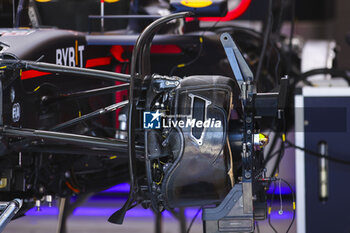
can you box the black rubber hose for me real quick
[255,0,273,87]
[294,68,350,87]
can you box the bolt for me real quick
[246,117,252,123]
[45,195,52,207]
[35,200,41,211]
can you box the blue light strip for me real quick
[26,206,202,219]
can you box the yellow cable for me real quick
[176,37,202,69]
[156,174,163,185]
[34,86,41,92]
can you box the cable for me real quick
[255,0,273,87]
[270,137,285,177]
[255,221,260,233]
[264,145,290,166]
[273,44,282,84]
[270,112,287,178]
[263,126,280,167]
[272,0,286,36]
[186,208,201,233]
[169,36,204,76]
[294,68,350,87]
[280,178,295,233]
[278,178,283,215]
[169,12,226,76]
[286,140,350,166]
[287,0,295,76]
[268,178,296,233]
[268,180,278,233]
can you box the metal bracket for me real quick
[0,199,23,233]
[204,33,256,233]
[202,184,254,233]
[220,33,254,89]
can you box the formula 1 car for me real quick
[0,0,297,232]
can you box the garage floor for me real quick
[3,197,296,233]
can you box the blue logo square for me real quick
[143,111,161,129]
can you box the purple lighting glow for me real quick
[26,206,202,219]
[266,185,295,195]
[101,183,130,193]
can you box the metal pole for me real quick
[0,127,129,151]
[12,0,16,27]
[50,100,128,131]
[56,197,68,233]
[100,0,104,33]
[155,211,162,233]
